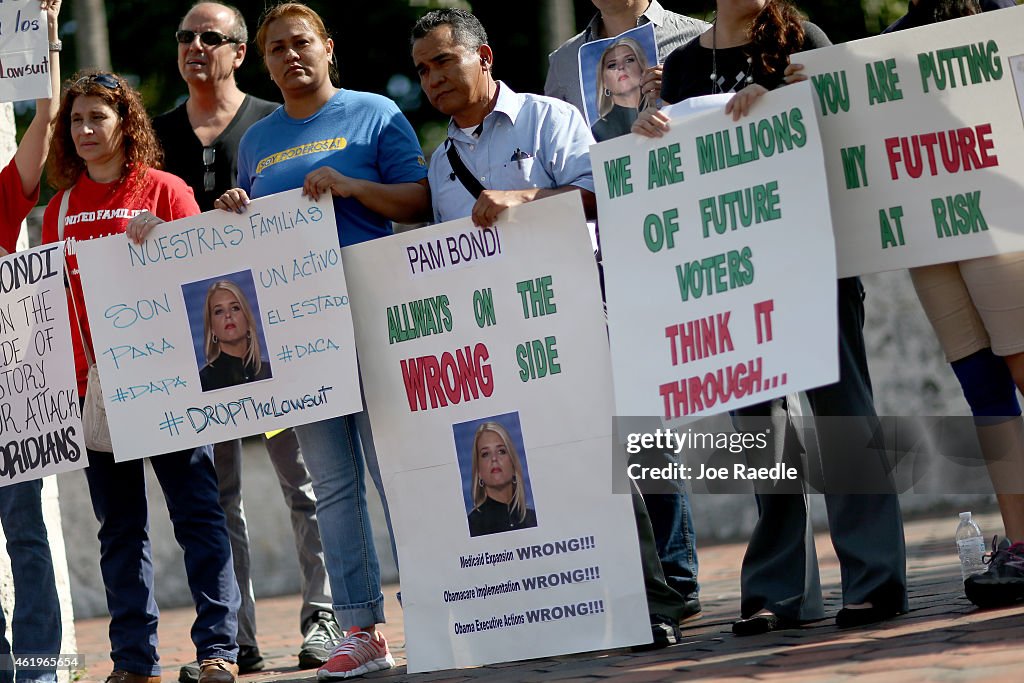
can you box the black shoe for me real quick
[732,611,800,636]
[632,614,682,651]
[179,646,264,682]
[679,597,703,624]
[965,537,1024,608]
[835,604,903,628]
[236,646,265,674]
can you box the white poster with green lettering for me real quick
[343,193,648,672]
[795,6,1024,277]
[591,83,838,419]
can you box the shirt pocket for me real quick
[492,157,549,191]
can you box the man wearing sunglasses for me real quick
[152,4,340,681]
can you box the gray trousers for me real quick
[733,278,908,621]
[214,428,332,643]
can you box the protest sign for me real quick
[578,22,657,141]
[74,188,361,460]
[796,6,1024,277]
[0,243,85,485]
[344,193,649,672]
[591,83,838,420]
[0,1,50,103]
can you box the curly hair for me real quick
[749,0,806,81]
[47,70,162,191]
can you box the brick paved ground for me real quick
[74,512,1024,682]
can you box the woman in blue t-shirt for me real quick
[214,2,430,679]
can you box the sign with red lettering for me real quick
[343,194,648,672]
[590,83,838,419]
[796,6,1024,277]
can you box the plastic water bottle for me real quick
[956,511,986,581]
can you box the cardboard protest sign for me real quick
[796,6,1024,277]
[0,1,50,103]
[74,189,361,460]
[591,83,838,419]
[344,193,649,672]
[579,22,657,141]
[0,243,85,485]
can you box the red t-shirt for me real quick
[42,167,199,394]
[0,159,41,253]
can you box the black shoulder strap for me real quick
[445,138,485,200]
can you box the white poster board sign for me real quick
[796,6,1024,277]
[0,1,50,103]
[0,243,86,485]
[75,189,361,460]
[344,194,649,672]
[591,83,838,419]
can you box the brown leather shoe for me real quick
[197,659,238,683]
[104,671,161,683]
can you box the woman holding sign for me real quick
[0,2,64,680]
[213,2,429,679]
[41,71,241,683]
[633,0,909,634]
[591,37,649,142]
[887,0,1024,609]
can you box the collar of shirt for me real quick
[446,81,524,143]
[584,0,666,41]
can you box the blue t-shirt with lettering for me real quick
[237,89,427,246]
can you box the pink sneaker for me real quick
[316,629,395,680]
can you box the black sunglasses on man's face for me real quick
[175,30,240,47]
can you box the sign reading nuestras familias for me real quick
[591,83,838,420]
[795,6,1024,277]
[74,189,362,460]
[0,244,86,485]
[0,1,50,103]
[344,194,649,672]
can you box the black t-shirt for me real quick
[153,94,279,211]
[661,21,830,104]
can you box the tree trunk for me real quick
[74,0,112,71]
[541,0,577,55]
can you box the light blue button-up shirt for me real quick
[427,81,596,224]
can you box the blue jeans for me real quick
[0,480,61,683]
[294,411,387,629]
[643,491,699,599]
[84,447,239,676]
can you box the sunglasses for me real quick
[203,147,216,193]
[74,73,120,90]
[175,29,241,47]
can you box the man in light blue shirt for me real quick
[411,9,596,226]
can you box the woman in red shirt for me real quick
[41,70,241,683]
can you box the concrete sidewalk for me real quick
[74,511,1024,682]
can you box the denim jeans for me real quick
[0,479,61,683]
[85,446,239,676]
[643,490,700,599]
[294,411,387,629]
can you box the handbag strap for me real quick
[57,185,95,367]
[445,138,486,200]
